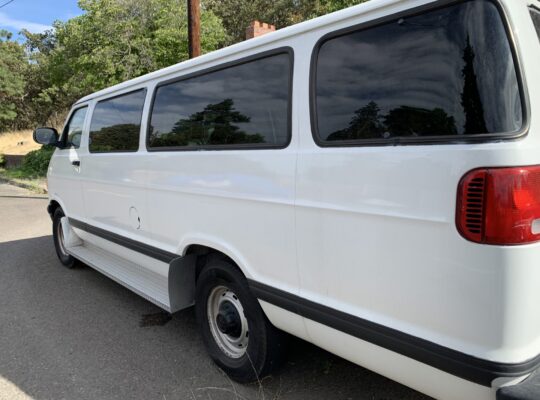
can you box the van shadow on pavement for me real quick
[0,234,429,400]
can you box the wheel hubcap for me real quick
[207,286,249,358]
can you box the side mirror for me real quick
[33,127,60,146]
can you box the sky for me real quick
[0,0,82,38]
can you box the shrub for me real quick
[0,153,5,168]
[21,146,55,177]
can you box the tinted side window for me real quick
[531,7,540,40]
[314,0,523,144]
[148,52,291,149]
[89,90,146,153]
[63,107,87,148]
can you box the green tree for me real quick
[205,0,365,44]
[23,0,227,126]
[16,0,368,130]
[0,30,26,130]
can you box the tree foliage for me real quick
[0,0,365,133]
[206,0,366,44]
[0,30,26,127]
[17,0,226,129]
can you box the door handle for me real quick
[72,160,80,167]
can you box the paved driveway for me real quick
[0,182,429,400]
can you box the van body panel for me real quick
[43,0,540,398]
[294,142,540,364]
[143,149,298,283]
[291,0,540,367]
[47,105,90,220]
[80,152,150,239]
[47,148,85,218]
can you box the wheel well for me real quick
[184,245,238,282]
[47,200,61,219]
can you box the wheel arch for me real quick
[47,200,61,219]
[166,239,257,313]
[179,236,256,282]
[182,243,248,284]
[46,195,69,220]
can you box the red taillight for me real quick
[457,165,540,245]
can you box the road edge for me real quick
[0,176,48,195]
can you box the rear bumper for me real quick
[498,370,540,400]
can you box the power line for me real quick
[0,0,15,9]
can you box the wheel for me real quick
[52,208,77,268]
[195,257,286,382]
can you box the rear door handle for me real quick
[72,160,80,167]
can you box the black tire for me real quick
[52,208,77,268]
[195,257,286,383]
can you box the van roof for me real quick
[75,0,410,105]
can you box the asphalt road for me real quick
[0,182,430,400]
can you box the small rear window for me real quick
[531,7,540,40]
[313,0,523,145]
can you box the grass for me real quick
[0,130,41,155]
[0,168,47,194]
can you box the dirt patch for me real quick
[0,130,41,156]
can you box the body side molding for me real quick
[64,218,540,387]
[68,218,178,263]
[248,279,540,387]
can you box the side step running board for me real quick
[67,242,173,311]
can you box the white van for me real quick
[33,0,540,398]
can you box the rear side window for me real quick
[148,52,291,149]
[313,0,523,145]
[63,106,87,149]
[89,89,146,153]
[531,7,540,40]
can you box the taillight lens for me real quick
[457,166,540,245]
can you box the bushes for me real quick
[0,145,54,180]
[20,146,55,177]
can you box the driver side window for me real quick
[63,106,88,149]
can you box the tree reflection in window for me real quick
[148,53,291,149]
[326,35,496,141]
[328,102,457,140]
[149,99,264,147]
[317,0,522,143]
[89,89,145,153]
[461,36,487,135]
[90,124,141,152]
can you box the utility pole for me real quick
[187,0,201,58]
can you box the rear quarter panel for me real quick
[294,0,540,365]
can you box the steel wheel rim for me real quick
[57,220,68,256]
[207,285,249,359]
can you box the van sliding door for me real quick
[143,51,301,320]
[80,89,150,245]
